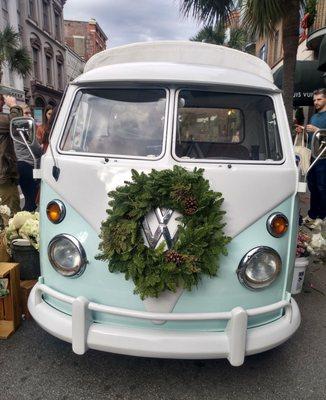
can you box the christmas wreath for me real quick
[97,166,231,299]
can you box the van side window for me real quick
[60,88,167,158]
[175,90,283,161]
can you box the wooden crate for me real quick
[0,262,21,339]
[20,279,37,320]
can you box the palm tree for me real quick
[0,26,32,84]
[191,24,249,51]
[180,0,303,124]
[191,24,225,44]
[227,26,248,51]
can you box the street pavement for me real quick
[0,262,325,400]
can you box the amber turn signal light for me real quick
[46,200,66,224]
[267,213,289,238]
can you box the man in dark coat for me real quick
[0,95,23,213]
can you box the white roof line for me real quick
[84,41,273,83]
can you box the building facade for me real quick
[254,2,326,112]
[65,44,85,82]
[0,0,25,102]
[64,18,107,61]
[19,0,67,115]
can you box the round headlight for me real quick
[48,234,87,277]
[237,247,282,290]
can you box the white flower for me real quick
[4,212,40,252]
[310,233,326,251]
[0,205,11,217]
[11,211,38,230]
[19,219,40,250]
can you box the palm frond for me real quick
[191,24,226,44]
[8,47,32,77]
[180,0,237,26]
[0,26,20,59]
[242,0,288,38]
[227,27,248,50]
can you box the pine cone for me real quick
[184,196,198,215]
[172,188,189,202]
[165,250,184,264]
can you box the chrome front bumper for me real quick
[28,278,301,367]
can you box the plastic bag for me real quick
[294,131,311,175]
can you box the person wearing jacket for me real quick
[296,88,326,227]
[12,102,42,211]
[0,95,24,213]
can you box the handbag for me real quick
[294,130,311,175]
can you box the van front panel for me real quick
[39,83,297,333]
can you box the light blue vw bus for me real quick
[11,41,325,366]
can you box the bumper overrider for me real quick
[28,278,301,367]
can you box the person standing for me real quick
[39,106,57,153]
[12,102,42,211]
[36,105,53,150]
[296,88,326,227]
[0,95,23,213]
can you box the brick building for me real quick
[64,18,107,61]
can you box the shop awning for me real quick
[318,34,326,72]
[273,60,325,106]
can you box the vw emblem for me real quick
[142,207,181,250]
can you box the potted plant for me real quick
[5,211,40,280]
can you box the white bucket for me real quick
[291,257,309,294]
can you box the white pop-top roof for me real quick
[84,41,273,83]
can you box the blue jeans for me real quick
[307,158,326,219]
[17,161,38,212]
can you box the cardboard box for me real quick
[0,262,21,339]
[20,279,37,320]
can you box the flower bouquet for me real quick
[5,211,40,253]
[305,222,326,261]
[296,230,311,258]
[296,219,326,260]
[4,211,40,280]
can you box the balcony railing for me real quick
[308,2,326,36]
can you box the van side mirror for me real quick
[311,129,326,159]
[10,117,35,146]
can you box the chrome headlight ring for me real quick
[237,246,282,290]
[266,212,289,238]
[48,234,88,277]
[46,200,66,224]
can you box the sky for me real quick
[63,0,201,48]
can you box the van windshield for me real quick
[175,90,283,161]
[60,88,167,157]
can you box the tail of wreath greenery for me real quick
[96,166,231,299]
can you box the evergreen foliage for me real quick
[97,166,231,299]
